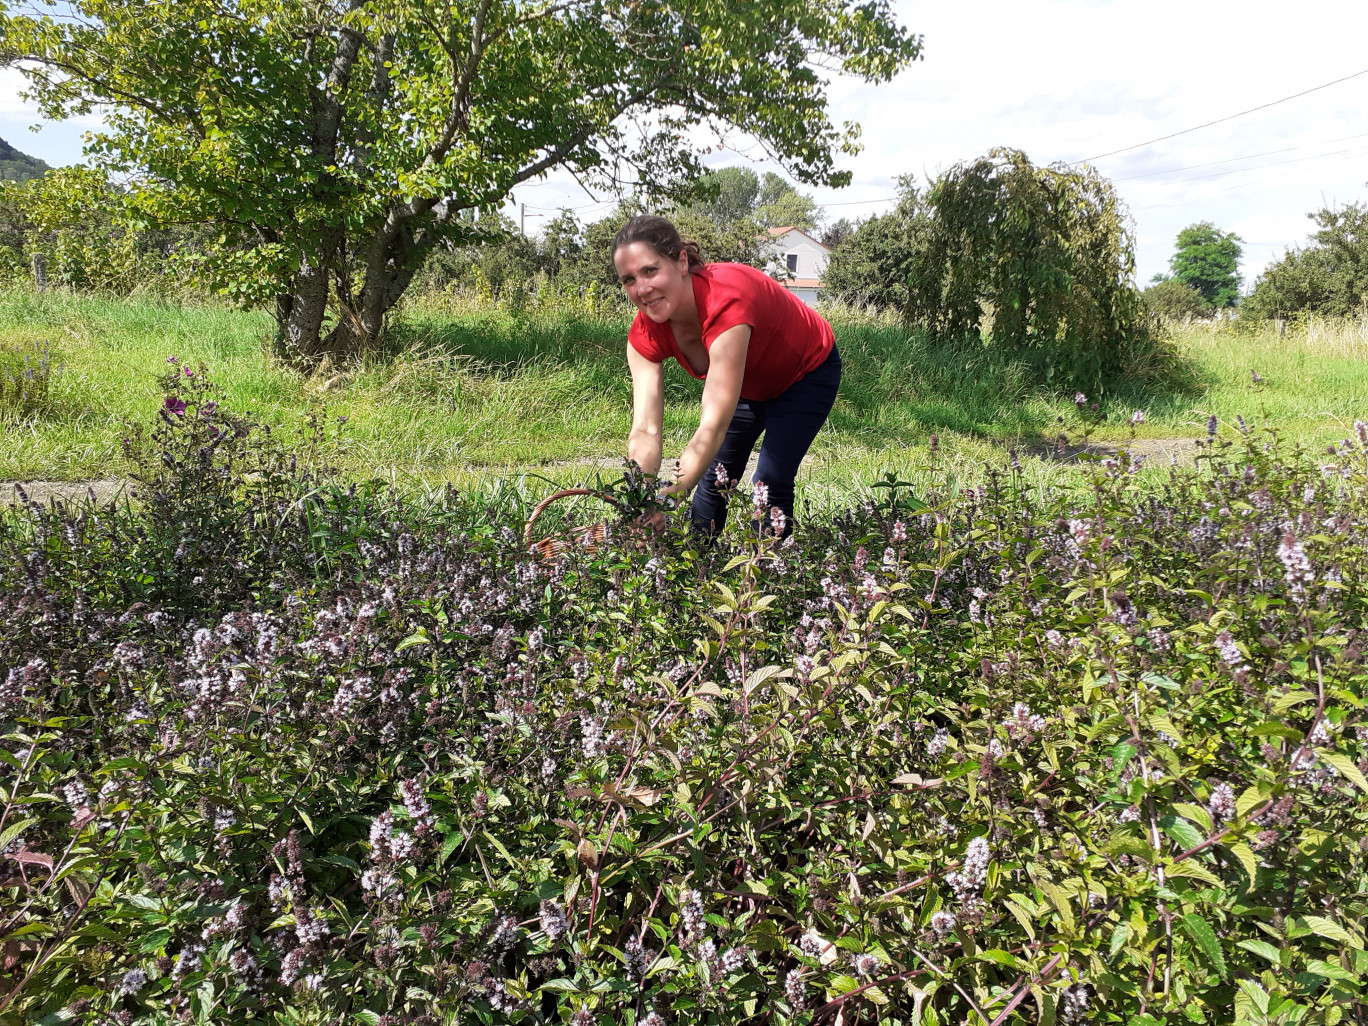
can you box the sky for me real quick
[3,0,1367,287]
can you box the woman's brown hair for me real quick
[612,215,705,271]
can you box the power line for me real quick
[1133,148,1367,210]
[1156,145,1366,186]
[1116,131,1368,183]
[1115,145,1298,181]
[1077,67,1368,163]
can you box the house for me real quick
[763,226,829,307]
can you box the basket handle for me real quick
[523,488,628,548]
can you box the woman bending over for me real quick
[613,214,841,535]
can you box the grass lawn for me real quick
[2,287,1366,503]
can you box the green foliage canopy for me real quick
[1169,221,1242,308]
[1245,203,1368,319]
[0,0,922,363]
[905,148,1149,386]
[819,176,926,309]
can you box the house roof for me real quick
[765,226,830,252]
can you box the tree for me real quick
[682,167,760,227]
[1,0,921,364]
[1169,221,1242,308]
[906,148,1149,385]
[1244,203,1368,319]
[0,136,50,184]
[754,171,821,231]
[820,217,854,249]
[819,177,925,309]
[1142,278,1214,322]
[420,212,540,298]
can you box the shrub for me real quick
[2,384,1367,1024]
[1142,278,1215,323]
[1244,203,1368,320]
[820,180,928,312]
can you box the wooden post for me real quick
[31,252,47,293]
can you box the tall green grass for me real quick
[1,286,1366,489]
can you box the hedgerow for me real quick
[2,373,1366,1025]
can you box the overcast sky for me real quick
[4,0,1366,286]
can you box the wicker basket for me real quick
[523,488,630,562]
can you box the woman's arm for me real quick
[668,324,750,497]
[626,343,666,477]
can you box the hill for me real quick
[0,135,51,183]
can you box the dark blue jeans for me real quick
[690,344,842,536]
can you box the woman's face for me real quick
[614,241,692,322]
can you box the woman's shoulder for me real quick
[702,262,772,287]
[628,311,667,359]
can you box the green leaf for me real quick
[1236,979,1271,1015]
[1236,939,1283,965]
[1165,860,1221,886]
[1159,814,1206,851]
[1107,831,1154,862]
[977,949,1019,968]
[1317,750,1368,793]
[1108,922,1131,960]
[1303,958,1358,982]
[1303,915,1363,950]
[1234,785,1270,819]
[1181,913,1227,979]
[1173,802,1213,834]
[1223,842,1259,889]
[539,979,582,992]
[1272,689,1316,714]
[0,817,34,855]
[395,629,432,652]
[1037,880,1076,935]
[1001,898,1036,943]
[438,832,461,867]
[1145,712,1184,742]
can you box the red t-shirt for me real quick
[627,262,835,402]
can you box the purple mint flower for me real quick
[1208,781,1236,822]
[164,396,187,416]
[166,355,179,364]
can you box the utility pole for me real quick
[520,202,526,237]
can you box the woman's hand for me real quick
[643,486,684,532]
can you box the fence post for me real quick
[31,252,47,293]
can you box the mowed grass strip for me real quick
[1,287,1366,488]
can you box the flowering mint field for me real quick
[2,368,1367,1025]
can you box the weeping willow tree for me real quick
[907,148,1153,387]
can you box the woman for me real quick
[613,214,842,536]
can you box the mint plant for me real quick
[2,377,1366,1024]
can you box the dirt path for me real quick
[6,479,131,506]
[3,440,1204,507]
